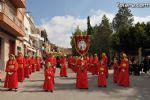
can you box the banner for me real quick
[74,35,90,56]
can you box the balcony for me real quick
[0,2,24,36]
[12,0,26,8]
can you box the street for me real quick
[0,68,150,100]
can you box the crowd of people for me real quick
[3,52,43,91]
[129,56,150,76]
[2,52,131,92]
[68,53,129,89]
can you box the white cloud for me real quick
[134,16,150,24]
[40,9,150,48]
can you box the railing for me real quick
[0,1,24,31]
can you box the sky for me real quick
[27,0,150,48]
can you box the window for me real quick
[25,27,28,35]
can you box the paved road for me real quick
[0,68,150,100]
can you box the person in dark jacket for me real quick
[143,57,149,74]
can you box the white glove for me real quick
[122,69,125,72]
[48,76,51,79]
[8,72,13,75]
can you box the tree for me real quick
[111,22,150,55]
[87,16,93,35]
[111,33,120,52]
[112,6,134,33]
[89,25,98,55]
[92,15,112,55]
[87,16,94,54]
[134,22,147,48]
[111,6,134,55]
[144,22,150,49]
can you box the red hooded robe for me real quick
[118,59,129,87]
[16,55,25,82]
[43,67,54,91]
[60,57,68,77]
[98,62,107,87]
[76,58,88,89]
[4,60,18,89]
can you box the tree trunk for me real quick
[138,47,142,64]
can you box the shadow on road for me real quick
[24,79,44,82]
[21,90,45,93]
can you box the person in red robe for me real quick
[76,57,88,89]
[60,55,68,77]
[98,60,107,87]
[39,57,43,68]
[85,55,90,71]
[102,53,109,78]
[16,52,25,82]
[4,54,18,91]
[88,55,93,73]
[52,54,57,74]
[112,58,119,83]
[35,56,41,71]
[71,56,77,73]
[33,56,38,72]
[91,54,99,75]
[45,53,55,84]
[30,55,36,73]
[68,56,72,69]
[28,55,33,75]
[118,53,129,87]
[24,54,30,78]
[43,65,54,92]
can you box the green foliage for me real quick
[111,33,120,52]
[70,6,150,56]
[112,6,134,33]
[111,22,150,55]
[87,16,93,35]
[89,15,112,55]
[145,22,150,48]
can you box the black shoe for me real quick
[8,89,12,91]
[14,89,18,92]
[45,90,48,92]
[19,81,23,82]
[26,76,30,78]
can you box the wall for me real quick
[0,29,15,70]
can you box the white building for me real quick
[23,13,36,56]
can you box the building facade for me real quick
[23,14,50,58]
[0,0,26,69]
[23,12,36,56]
